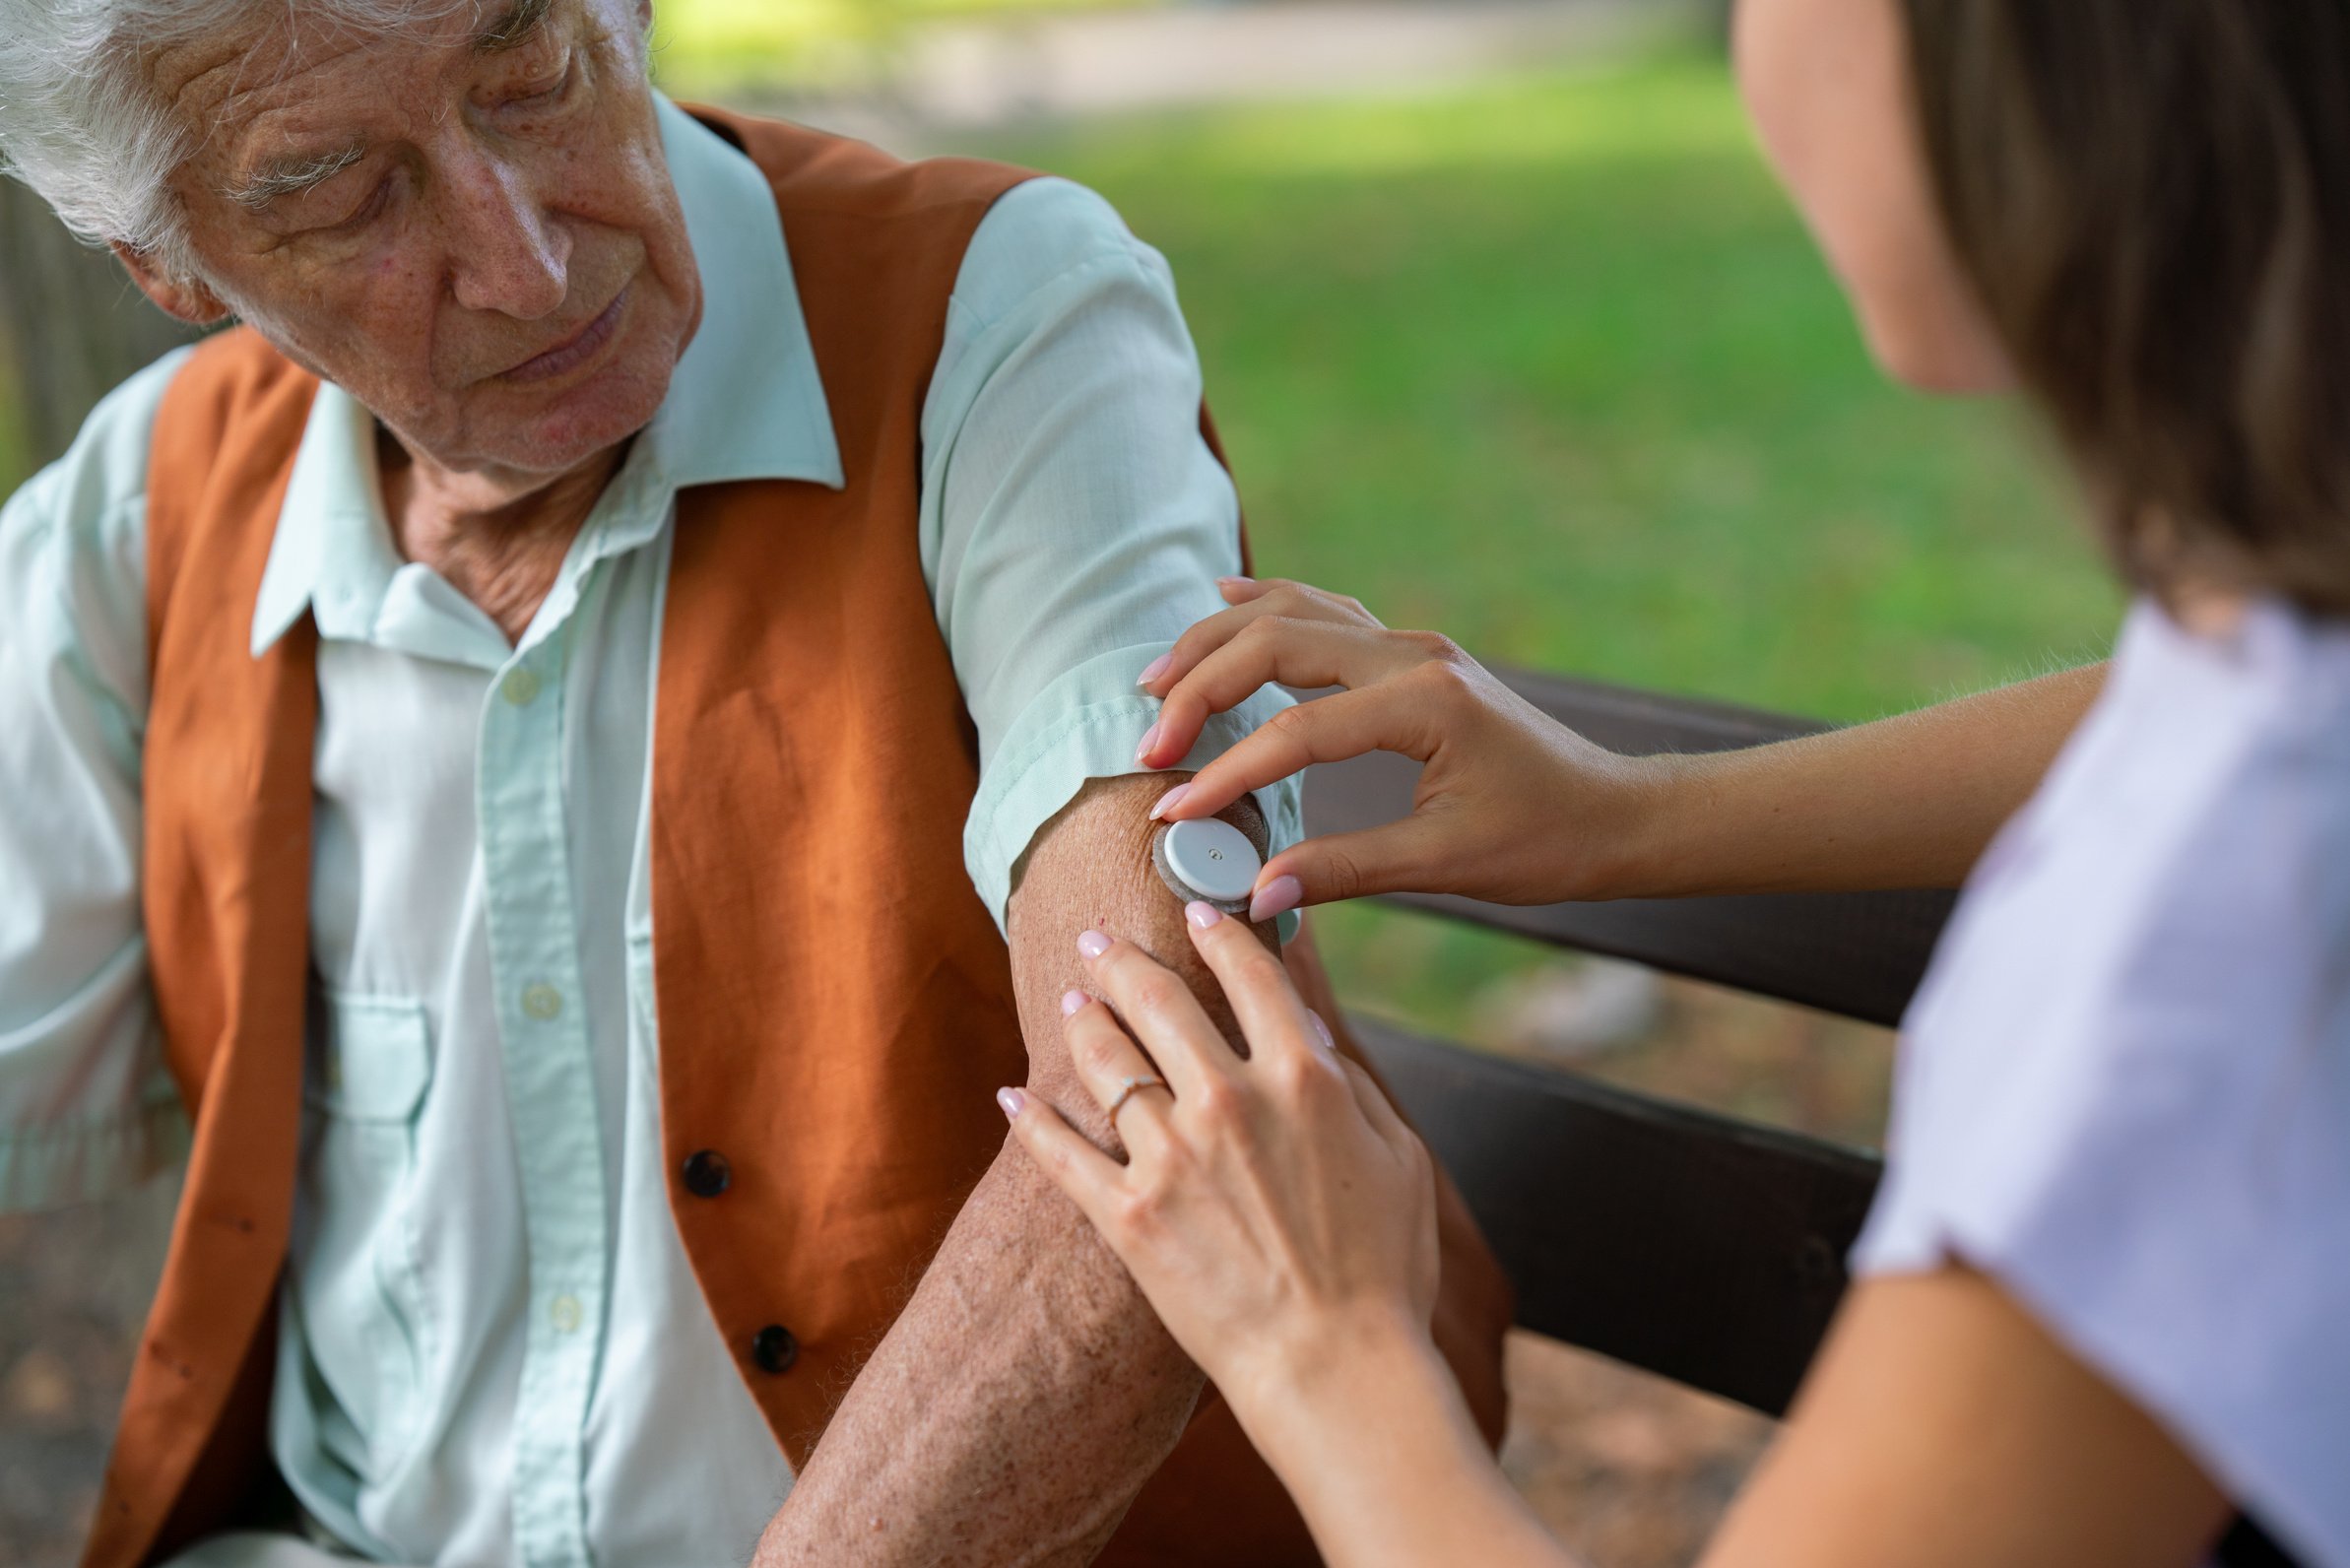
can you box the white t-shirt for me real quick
[1854,598,2350,1568]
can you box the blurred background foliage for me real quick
[652,0,1154,94]
[969,52,2117,1047]
[629,0,2118,1058]
[0,0,2118,1177]
[0,6,2117,1562]
[0,0,2122,1200]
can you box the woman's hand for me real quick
[1003,907,1573,1568]
[999,901,1440,1417]
[1133,577,1655,919]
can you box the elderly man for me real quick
[0,1,1511,1565]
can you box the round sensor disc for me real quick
[1152,817,1263,909]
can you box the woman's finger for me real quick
[1078,930,1241,1095]
[1180,900,1318,1070]
[1232,578,1384,626]
[1060,987,1180,1154]
[1216,575,1273,604]
[1138,580,1379,701]
[1156,683,1450,822]
[1244,815,1457,919]
[1334,1054,1418,1155]
[1001,1088,1134,1229]
[1143,618,1432,771]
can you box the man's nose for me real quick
[442,146,570,321]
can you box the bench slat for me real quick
[1354,1013,1882,1417]
[1295,667,1956,1026]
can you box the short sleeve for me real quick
[1853,601,2350,1568]
[917,178,1303,930]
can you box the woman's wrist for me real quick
[1225,1311,1540,1567]
[1549,746,1708,903]
[1215,1303,1451,1474]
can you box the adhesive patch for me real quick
[1150,817,1262,914]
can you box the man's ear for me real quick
[109,242,232,326]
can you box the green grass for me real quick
[960,55,2122,1039]
[0,55,2122,1052]
[979,57,2119,723]
[652,0,1142,95]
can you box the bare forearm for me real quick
[752,774,1269,1566]
[751,1144,1202,1567]
[1242,1318,1577,1568]
[1624,663,2105,897]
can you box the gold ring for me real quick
[1105,1074,1168,1120]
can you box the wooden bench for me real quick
[1309,664,2295,1567]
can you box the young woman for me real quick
[998,1,2350,1564]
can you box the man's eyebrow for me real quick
[221,0,552,212]
[226,141,367,211]
[476,0,555,53]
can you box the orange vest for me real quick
[101,108,1509,1568]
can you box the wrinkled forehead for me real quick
[152,0,555,181]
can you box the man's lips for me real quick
[498,285,630,384]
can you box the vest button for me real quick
[682,1148,732,1198]
[751,1325,799,1375]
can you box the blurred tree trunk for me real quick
[1704,0,1732,51]
[0,178,203,472]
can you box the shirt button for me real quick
[550,1294,583,1334]
[500,666,542,706]
[521,983,563,1021]
[751,1325,799,1375]
[682,1149,732,1198]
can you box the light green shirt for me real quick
[0,97,1298,1567]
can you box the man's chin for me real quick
[457,364,672,481]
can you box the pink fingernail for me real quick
[1307,1009,1337,1054]
[1185,900,1223,930]
[1250,875,1304,924]
[1137,653,1172,686]
[1061,988,1088,1016]
[1217,576,1254,591]
[1135,721,1162,765]
[1077,930,1113,960]
[1148,783,1192,820]
[997,1086,1026,1121]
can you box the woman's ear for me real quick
[109,243,233,326]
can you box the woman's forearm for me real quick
[1231,1318,1582,1568]
[1616,662,2105,899]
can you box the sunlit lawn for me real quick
[961,56,2122,1038]
[0,53,2123,1052]
[653,0,1142,92]
[979,56,2116,721]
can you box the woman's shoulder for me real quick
[1857,598,2350,1568]
[1945,597,2350,1020]
[1890,597,2350,1130]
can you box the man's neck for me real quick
[377,424,627,644]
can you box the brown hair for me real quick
[1902,0,2350,613]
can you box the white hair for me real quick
[0,0,484,277]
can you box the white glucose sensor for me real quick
[1150,817,1263,915]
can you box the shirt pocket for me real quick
[286,988,437,1471]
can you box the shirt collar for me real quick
[252,92,842,656]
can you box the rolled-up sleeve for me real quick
[0,351,188,1210]
[919,177,1304,929]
